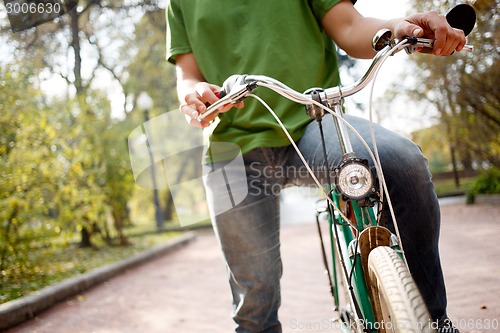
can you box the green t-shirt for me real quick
[167,0,352,154]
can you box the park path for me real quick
[5,196,500,333]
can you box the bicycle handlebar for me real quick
[198,30,473,123]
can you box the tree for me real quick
[123,9,184,223]
[0,65,62,279]
[52,92,131,247]
[1,0,169,245]
[403,0,499,184]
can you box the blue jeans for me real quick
[204,115,448,333]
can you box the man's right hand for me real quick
[180,82,222,128]
[176,53,243,128]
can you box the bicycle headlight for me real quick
[335,157,375,201]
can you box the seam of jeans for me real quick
[260,148,276,169]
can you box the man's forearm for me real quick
[322,1,399,59]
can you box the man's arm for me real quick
[322,0,466,59]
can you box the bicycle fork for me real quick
[307,92,383,332]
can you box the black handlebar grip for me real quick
[446,4,476,36]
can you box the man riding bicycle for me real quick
[167,1,465,332]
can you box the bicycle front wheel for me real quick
[367,246,435,333]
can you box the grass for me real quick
[432,177,475,198]
[0,229,181,304]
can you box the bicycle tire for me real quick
[367,246,436,333]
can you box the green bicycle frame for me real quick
[329,190,378,332]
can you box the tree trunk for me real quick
[69,8,83,95]
[79,227,92,248]
[164,191,174,221]
[163,154,193,222]
[449,144,461,188]
[70,7,92,246]
[112,210,130,246]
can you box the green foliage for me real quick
[0,65,61,278]
[52,93,133,247]
[0,78,146,297]
[470,167,500,195]
[403,0,500,170]
[0,65,142,293]
[411,124,452,174]
[0,1,182,301]
[123,9,178,114]
[466,167,500,204]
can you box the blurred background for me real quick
[0,0,498,307]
